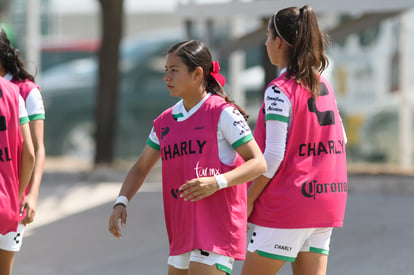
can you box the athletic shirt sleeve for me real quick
[217,106,253,165]
[147,127,160,150]
[19,95,29,125]
[25,87,45,120]
[262,85,291,178]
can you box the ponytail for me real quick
[271,6,329,98]
[4,48,35,82]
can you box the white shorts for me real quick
[168,249,234,274]
[0,224,26,252]
[247,225,333,262]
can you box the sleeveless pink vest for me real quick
[0,78,23,234]
[153,95,247,260]
[250,73,347,228]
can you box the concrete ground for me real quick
[11,159,414,274]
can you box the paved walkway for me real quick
[12,159,414,274]
[25,163,162,236]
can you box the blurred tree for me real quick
[95,0,124,166]
[0,0,15,47]
[0,0,10,13]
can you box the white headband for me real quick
[273,13,292,47]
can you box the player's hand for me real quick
[108,205,127,238]
[179,177,219,202]
[20,194,37,225]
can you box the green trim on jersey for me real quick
[310,247,329,255]
[172,113,184,120]
[29,114,45,121]
[266,113,289,123]
[146,138,160,151]
[19,117,29,125]
[216,263,231,275]
[257,250,295,262]
[232,134,254,149]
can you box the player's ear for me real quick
[193,66,204,81]
[275,36,284,49]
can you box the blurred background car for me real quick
[41,29,264,160]
[41,30,183,160]
[359,97,414,163]
[41,39,100,72]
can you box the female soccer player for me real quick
[109,40,266,275]
[242,6,348,275]
[0,28,46,256]
[0,75,35,275]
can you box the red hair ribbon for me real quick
[210,61,226,87]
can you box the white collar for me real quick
[173,93,211,120]
[279,67,287,76]
[4,73,13,81]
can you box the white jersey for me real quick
[262,84,291,178]
[18,95,29,121]
[24,87,45,120]
[148,94,253,166]
[261,68,347,179]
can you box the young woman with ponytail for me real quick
[242,6,348,275]
[109,40,266,275]
[0,27,44,273]
[0,72,34,275]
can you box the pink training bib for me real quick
[250,73,348,228]
[0,78,23,234]
[154,95,247,260]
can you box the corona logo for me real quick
[301,180,348,199]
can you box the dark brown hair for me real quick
[167,40,249,120]
[269,5,329,98]
[0,28,35,82]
